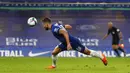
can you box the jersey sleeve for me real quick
[116,28,120,33]
[107,29,111,35]
[53,23,67,34]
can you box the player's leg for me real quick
[81,48,107,65]
[51,46,61,67]
[73,40,107,65]
[118,46,126,57]
[48,43,67,69]
[81,48,101,58]
[112,45,126,57]
[118,43,126,57]
[112,39,121,57]
[48,46,61,69]
[112,45,120,57]
[112,39,126,57]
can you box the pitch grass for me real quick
[0,57,130,73]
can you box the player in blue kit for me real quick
[42,18,108,69]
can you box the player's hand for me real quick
[119,44,124,49]
[67,43,72,50]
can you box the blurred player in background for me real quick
[103,22,126,57]
[42,18,107,69]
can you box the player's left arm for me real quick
[117,28,123,44]
[119,32,124,44]
[59,29,72,50]
[58,21,72,30]
[119,32,123,39]
[64,24,72,30]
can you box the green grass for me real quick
[0,57,130,73]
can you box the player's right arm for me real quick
[102,34,108,40]
[64,24,72,30]
[102,29,110,40]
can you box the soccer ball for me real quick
[27,17,37,27]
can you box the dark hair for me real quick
[42,18,51,23]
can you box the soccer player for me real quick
[42,18,107,69]
[103,22,126,57]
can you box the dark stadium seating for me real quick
[0,0,130,2]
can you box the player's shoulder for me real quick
[51,23,62,33]
[112,26,118,29]
[112,26,120,32]
[52,23,61,28]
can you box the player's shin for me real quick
[89,50,103,59]
[52,55,57,67]
[118,47,126,57]
[88,49,107,65]
[113,49,120,57]
[118,47,125,52]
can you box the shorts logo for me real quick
[76,46,81,51]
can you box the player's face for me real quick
[108,24,113,29]
[43,23,49,30]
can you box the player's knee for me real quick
[86,51,90,55]
[52,52,57,55]
[112,45,118,49]
[52,47,61,55]
[83,49,90,55]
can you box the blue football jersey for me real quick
[51,23,85,52]
[51,23,76,43]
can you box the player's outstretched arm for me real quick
[64,24,72,30]
[102,34,109,40]
[103,29,110,40]
[59,29,72,50]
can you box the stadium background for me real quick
[0,0,130,2]
[0,0,130,57]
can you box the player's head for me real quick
[42,18,51,30]
[108,22,113,29]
